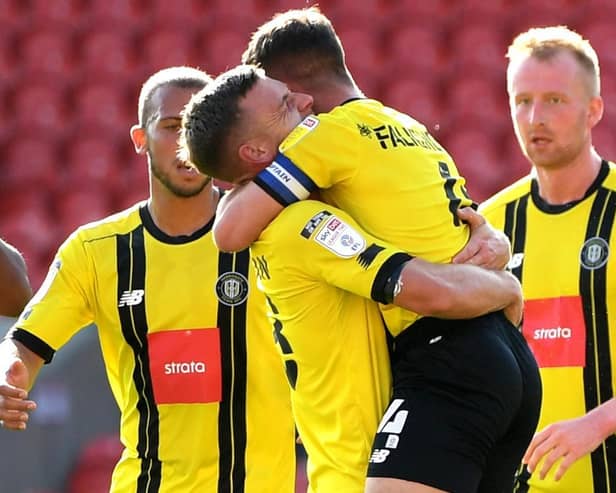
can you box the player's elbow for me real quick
[212,220,251,253]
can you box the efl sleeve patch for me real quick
[312,215,366,258]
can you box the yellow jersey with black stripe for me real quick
[251,199,411,493]
[254,99,472,336]
[12,201,295,493]
[481,160,616,493]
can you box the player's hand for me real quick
[0,358,36,431]
[452,208,511,270]
[523,414,605,481]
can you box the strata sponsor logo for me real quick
[533,327,572,340]
[523,296,585,368]
[314,215,366,258]
[164,360,207,374]
[148,328,221,404]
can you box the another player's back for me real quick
[279,99,471,263]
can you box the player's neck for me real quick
[148,184,219,237]
[313,80,364,113]
[534,150,602,205]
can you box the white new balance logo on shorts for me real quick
[118,289,145,307]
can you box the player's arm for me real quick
[0,336,43,430]
[214,181,285,252]
[0,239,33,317]
[523,398,616,481]
[387,258,522,325]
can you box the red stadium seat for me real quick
[142,28,199,72]
[593,124,616,164]
[0,0,28,34]
[386,25,448,81]
[0,189,59,289]
[381,78,445,134]
[201,30,251,74]
[450,0,511,27]
[150,0,209,27]
[387,0,451,29]
[446,75,508,134]
[442,128,508,203]
[84,0,147,33]
[54,188,114,238]
[580,20,616,75]
[64,137,124,190]
[0,35,21,89]
[73,82,132,138]
[207,0,268,31]
[327,0,388,27]
[13,84,70,137]
[29,0,85,29]
[80,30,141,83]
[336,27,385,97]
[20,29,77,82]
[448,23,508,80]
[4,137,61,190]
[509,0,580,35]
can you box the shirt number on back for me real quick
[266,296,298,389]
[438,161,470,226]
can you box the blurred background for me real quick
[1,0,615,491]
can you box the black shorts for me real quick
[367,311,542,493]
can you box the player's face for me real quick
[508,50,600,171]
[146,85,211,197]
[240,75,314,154]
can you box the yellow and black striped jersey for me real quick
[254,99,473,336]
[481,160,616,493]
[251,200,411,492]
[13,201,296,493]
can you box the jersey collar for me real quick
[531,159,610,214]
[139,203,215,244]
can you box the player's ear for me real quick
[130,124,147,155]
[588,95,604,129]
[238,140,274,165]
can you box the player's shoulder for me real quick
[480,174,533,215]
[601,159,616,190]
[280,99,383,153]
[70,201,145,244]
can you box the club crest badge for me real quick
[215,272,249,306]
[580,236,609,270]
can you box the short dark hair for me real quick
[181,65,262,179]
[138,66,212,127]
[242,7,348,82]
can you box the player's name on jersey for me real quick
[368,124,444,152]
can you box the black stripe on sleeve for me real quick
[9,328,55,364]
[370,253,413,304]
[116,227,162,493]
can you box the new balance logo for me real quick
[369,449,390,464]
[118,289,145,307]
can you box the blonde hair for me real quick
[506,26,600,96]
